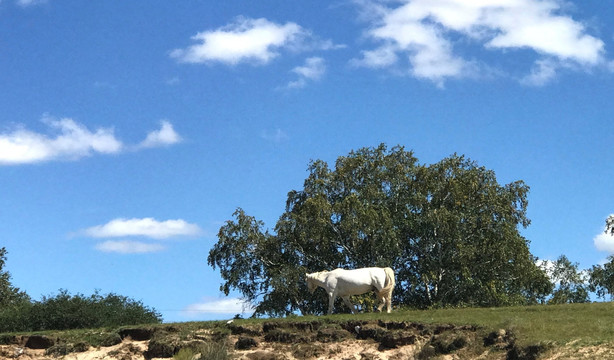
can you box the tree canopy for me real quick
[588,255,614,300]
[547,255,589,304]
[208,144,552,316]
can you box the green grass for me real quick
[218,302,614,347]
[3,302,614,354]
[315,302,614,346]
[409,302,614,346]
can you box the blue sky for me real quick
[1,0,614,322]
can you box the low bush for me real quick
[0,289,162,332]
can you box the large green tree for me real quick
[208,144,551,316]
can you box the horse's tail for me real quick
[378,267,395,298]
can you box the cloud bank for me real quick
[0,117,181,165]
[354,0,607,86]
[182,298,255,318]
[170,3,609,87]
[83,218,202,239]
[81,217,203,254]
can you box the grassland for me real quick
[371,302,614,346]
[226,302,614,346]
[2,302,614,359]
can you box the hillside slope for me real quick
[2,304,614,359]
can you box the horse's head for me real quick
[305,274,317,294]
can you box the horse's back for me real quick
[327,267,387,296]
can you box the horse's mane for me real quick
[306,270,332,281]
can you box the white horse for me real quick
[305,267,395,315]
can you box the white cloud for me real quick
[171,17,342,66]
[182,298,255,318]
[0,117,182,165]
[520,58,558,86]
[83,218,203,239]
[594,232,614,254]
[0,117,122,165]
[95,240,165,254]
[137,120,182,149]
[287,57,326,89]
[171,17,306,65]
[355,0,607,85]
[353,46,398,69]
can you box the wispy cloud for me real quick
[83,218,202,239]
[95,240,166,254]
[354,0,608,86]
[165,77,181,86]
[16,0,47,7]
[0,117,182,165]
[83,217,203,255]
[170,16,341,66]
[287,57,326,89]
[137,120,182,149]
[520,58,559,86]
[182,298,254,318]
[260,128,289,143]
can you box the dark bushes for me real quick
[0,289,161,332]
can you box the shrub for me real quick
[173,347,197,360]
[0,289,162,332]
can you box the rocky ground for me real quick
[0,320,612,360]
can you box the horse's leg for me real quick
[376,291,385,312]
[341,296,356,314]
[376,297,385,312]
[380,289,392,313]
[327,292,335,315]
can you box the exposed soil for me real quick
[0,320,611,360]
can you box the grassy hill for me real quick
[1,302,614,359]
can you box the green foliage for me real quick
[588,255,614,300]
[547,255,589,304]
[0,247,30,309]
[185,341,230,360]
[45,342,90,356]
[208,144,551,316]
[0,289,162,332]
